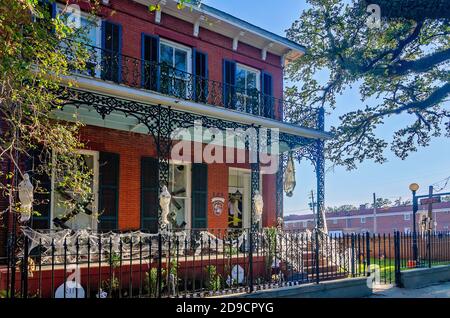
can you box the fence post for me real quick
[394,231,401,287]
[157,233,162,298]
[248,228,254,293]
[428,231,432,268]
[21,237,29,299]
[314,230,320,284]
[351,234,355,277]
[365,232,371,276]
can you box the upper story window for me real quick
[333,219,338,224]
[404,213,411,221]
[235,64,260,112]
[360,217,366,224]
[159,39,192,97]
[56,5,101,47]
[56,4,101,77]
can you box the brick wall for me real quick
[81,125,278,231]
[285,204,450,234]
[94,0,284,117]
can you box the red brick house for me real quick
[1,0,328,260]
[284,202,450,234]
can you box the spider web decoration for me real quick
[19,227,250,265]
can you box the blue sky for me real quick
[203,0,450,214]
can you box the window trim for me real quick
[56,3,102,48]
[404,213,411,221]
[169,160,192,229]
[236,63,261,92]
[159,38,192,75]
[50,149,99,230]
[228,167,263,229]
[360,217,366,224]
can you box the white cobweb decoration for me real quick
[20,227,249,265]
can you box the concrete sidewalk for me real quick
[370,282,450,298]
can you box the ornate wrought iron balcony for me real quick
[65,43,320,129]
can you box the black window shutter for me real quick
[141,157,159,233]
[27,149,51,230]
[102,21,122,83]
[222,60,236,109]
[99,152,120,232]
[141,34,160,91]
[261,72,274,118]
[193,50,208,103]
[191,163,208,229]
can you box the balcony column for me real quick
[276,153,285,222]
[156,106,173,231]
[315,107,326,233]
[249,127,260,231]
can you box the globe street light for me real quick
[409,183,419,263]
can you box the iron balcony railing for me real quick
[63,43,319,128]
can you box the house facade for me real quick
[1,0,328,259]
[284,202,450,234]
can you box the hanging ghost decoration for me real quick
[283,153,296,197]
[159,185,172,230]
[253,190,264,226]
[18,173,34,223]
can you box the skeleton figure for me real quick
[18,173,34,223]
[159,186,172,230]
[284,153,296,197]
[253,191,264,226]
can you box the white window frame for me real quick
[56,4,102,47]
[159,38,192,74]
[333,218,338,225]
[360,217,366,224]
[235,63,261,112]
[56,3,102,77]
[404,213,411,221]
[169,160,192,229]
[50,149,99,231]
[303,221,308,228]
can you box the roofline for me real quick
[195,3,307,55]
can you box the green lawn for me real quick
[358,258,395,284]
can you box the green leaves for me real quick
[285,0,450,170]
[0,0,97,218]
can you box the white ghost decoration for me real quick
[18,173,34,223]
[284,153,296,197]
[159,185,171,229]
[253,191,264,226]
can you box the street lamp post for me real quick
[409,183,420,263]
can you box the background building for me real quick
[284,202,450,234]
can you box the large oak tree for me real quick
[285,0,450,170]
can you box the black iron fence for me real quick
[61,43,320,129]
[1,229,449,298]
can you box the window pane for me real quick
[247,71,257,90]
[171,164,186,197]
[175,49,187,73]
[160,44,173,66]
[236,67,246,92]
[170,199,186,228]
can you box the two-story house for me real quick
[1,0,328,248]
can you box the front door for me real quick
[228,168,251,229]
